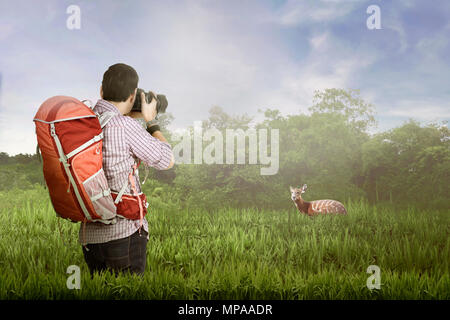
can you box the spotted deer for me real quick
[290,184,347,216]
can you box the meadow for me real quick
[0,185,448,300]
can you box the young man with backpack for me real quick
[80,63,174,276]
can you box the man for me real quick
[80,63,174,276]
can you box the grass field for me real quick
[0,185,448,299]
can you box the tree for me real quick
[0,152,9,165]
[309,88,376,132]
[203,106,253,130]
[361,120,449,206]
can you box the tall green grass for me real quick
[0,185,448,299]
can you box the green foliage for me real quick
[362,120,449,208]
[0,187,448,299]
[309,88,376,132]
[0,154,44,191]
[274,112,368,202]
[1,88,448,211]
[0,88,448,299]
[203,106,253,130]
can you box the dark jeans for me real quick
[82,229,148,277]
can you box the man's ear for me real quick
[100,85,103,99]
[129,88,137,103]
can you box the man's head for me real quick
[101,63,139,113]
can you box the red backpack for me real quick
[33,96,147,226]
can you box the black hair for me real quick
[101,63,139,102]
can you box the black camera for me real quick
[132,88,168,114]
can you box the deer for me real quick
[290,184,347,216]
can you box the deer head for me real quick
[290,184,307,201]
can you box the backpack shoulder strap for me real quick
[97,111,116,129]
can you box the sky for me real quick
[0,0,449,155]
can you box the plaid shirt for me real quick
[79,99,173,244]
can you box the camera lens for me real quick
[156,95,168,114]
[131,88,168,114]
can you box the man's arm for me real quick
[124,117,174,170]
[148,129,174,169]
[126,91,174,170]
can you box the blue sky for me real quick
[0,0,449,155]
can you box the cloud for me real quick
[309,32,330,51]
[132,1,270,121]
[273,0,358,27]
[0,0,275,154]
[0,22,14,41]
[385,100,450,121]
[0,113,36,155]
[383,13,408,53]
[0,90,48,155]
[269,29,379,116]
[414,22,450,71]
[0,0,449,155]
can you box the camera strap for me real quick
[128,162,144,233]
[114,160,142,205]
[141,164,150,185]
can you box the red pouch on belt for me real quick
[111,192,148,221]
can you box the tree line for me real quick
[1,88,448,211]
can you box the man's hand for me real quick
[141,91,158,123]
[125,91,158,122]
